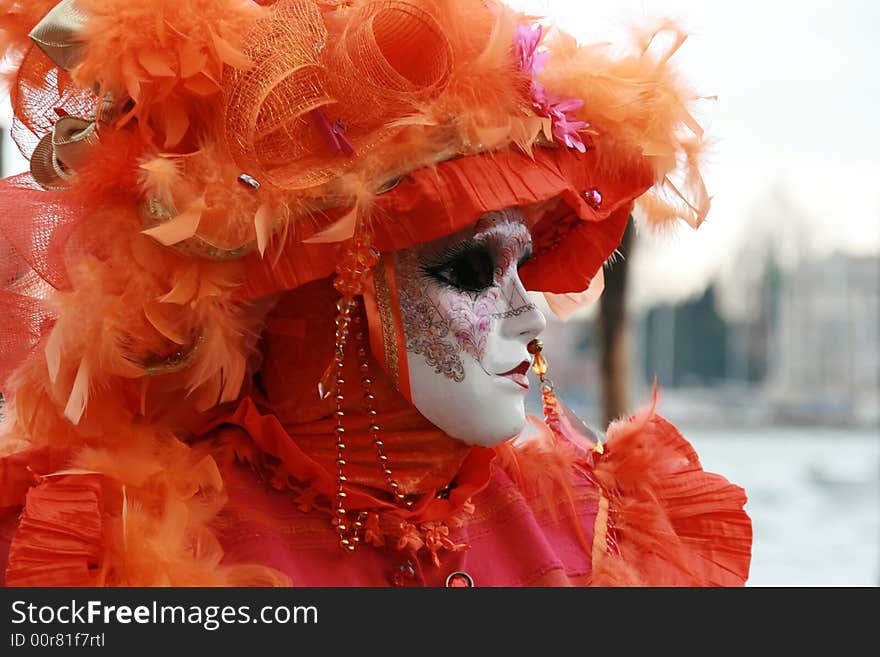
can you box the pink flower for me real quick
[546,97,589,153]
[515,23,551,77]
[514,22,589,153]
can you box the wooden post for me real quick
[598,215,635,428]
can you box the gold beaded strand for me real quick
[353,313,412,510]
[332,298,415,554]
[330,298,370,551]
[322,230,382,552]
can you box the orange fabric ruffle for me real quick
[0,442,294,587]
[0,446,75,510]
[200,396,496,525]
[588,402,753,587]
[5,473,106,587]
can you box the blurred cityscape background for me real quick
[539,233,879,432]
[2,0,877,587]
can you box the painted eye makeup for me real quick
[422,242,495,293]
[517,243,533,268]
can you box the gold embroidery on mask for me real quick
[373,254,400,389]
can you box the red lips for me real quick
[500,361,531,377]
[499,361,531,389]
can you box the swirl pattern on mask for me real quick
[396,249,465,382]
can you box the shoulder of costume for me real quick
[497,391,753,586]
[587,393,753,586]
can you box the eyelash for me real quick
[421,241,533,293]
[421,242,494,293]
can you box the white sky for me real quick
[3,0,878,311]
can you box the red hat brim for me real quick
[239,145,654,300]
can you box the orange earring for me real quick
[527,338,603,455]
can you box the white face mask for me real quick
[393,208,546,446]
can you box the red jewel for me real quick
[445,571,474,588]
[584,188,603,210]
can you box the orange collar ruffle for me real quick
[197,396,496,525]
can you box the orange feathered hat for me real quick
[0,0,710,418]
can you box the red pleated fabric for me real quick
[4,474,105,587]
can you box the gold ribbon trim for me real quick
[27,0,100,190]
[28,0,88,72]
[29,116,100,190]
[591,491,610,569]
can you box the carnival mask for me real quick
[385,208,546,446]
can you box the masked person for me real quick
[0,0,752,587]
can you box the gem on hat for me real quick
[584,188,603,210]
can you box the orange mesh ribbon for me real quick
[223,0,452,191]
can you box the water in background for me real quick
[680,426,879,587]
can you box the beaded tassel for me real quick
[318,232,379,400]
[528,338,604,455]
[329,296,368,552]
